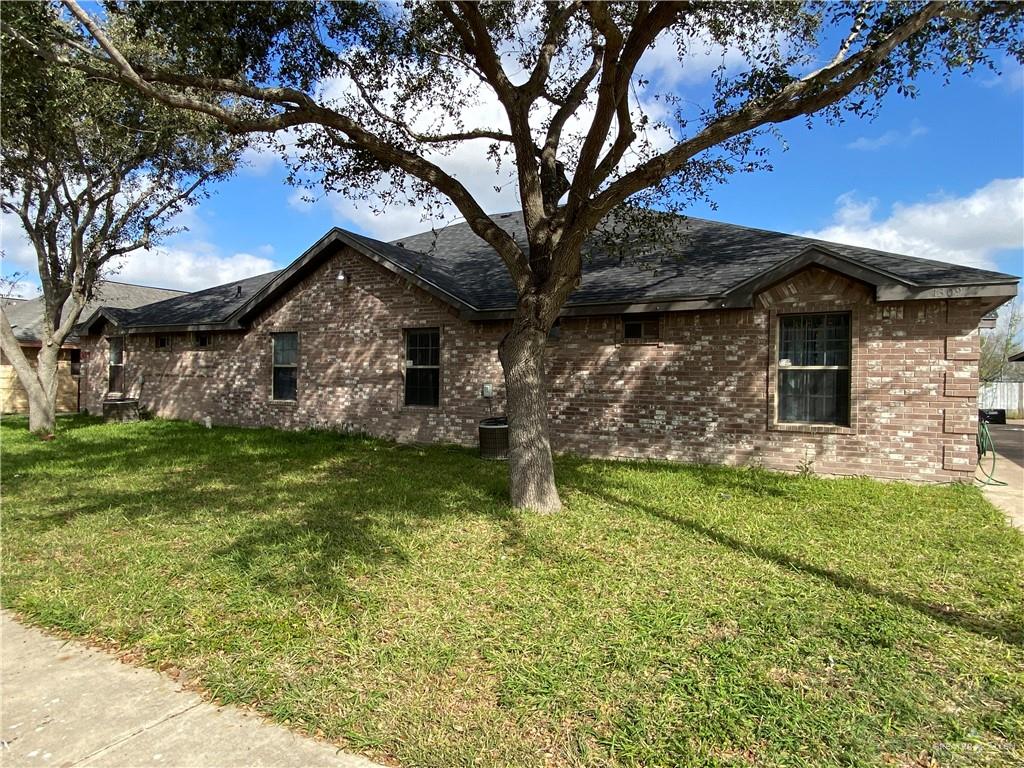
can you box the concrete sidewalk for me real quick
[1,612,384,768]
[979,422,1024,530]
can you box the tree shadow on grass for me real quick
[9,418,1019,646]
[585,484,1024,647]
[1,413,102,434]
[5,418,524,598]
[209,450,521,595]
[558,453,791,499]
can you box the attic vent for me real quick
[396,241,405,248]
[234,285,242,297]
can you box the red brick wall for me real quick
[80,250,985,482]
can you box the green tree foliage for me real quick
[981,299,1024,383]
[0,2,241,434]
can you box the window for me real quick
[623,314,660,343]
[778,313,851,426]
[193,332,212,349]
[272,332,298,401]
[404,328,440,407]
[70,349,82,377]
[108,336,125,393]
[155,335,171,349]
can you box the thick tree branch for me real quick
[443,2,548,244]
[55,0,534,291]
[540,32,603,211]
[585,1,949,227]
[565,1,682,219]
[0,310,46,400]
[520,1,584,100]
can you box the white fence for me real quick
[979,381,1024,417]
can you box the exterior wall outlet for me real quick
[481,383,493,398]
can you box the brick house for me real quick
[76,213,1018,482]
[1,282,183,414]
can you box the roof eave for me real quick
[72,230,1020,330]
[76,307,126,337]
[462,296,722,321]
[874,282,1019,302]
[121,321,245,335]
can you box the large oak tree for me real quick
[12,0,1021,508]
[0,3,240,434]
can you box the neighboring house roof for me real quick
[7,281,185,345]
[88,211,1021,332]
[1010,350,1024,363]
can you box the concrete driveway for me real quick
[980,422,1024,530]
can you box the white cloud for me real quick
[639,28,753,89]
[1,211,44,296]
[800,178,1024,270]
[110,241,276,291]
[239,144,280,176]
[2,208,274,293]
[292,75,522,239]
[287,188,317,212]
[238,130,303,176]
[1,211,38,273]
[982,58,1024,91]
[2,280,41,300]
[847,120,928,151]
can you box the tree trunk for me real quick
[0,311,59,435]
[26,378,57,434]
[28,345,60,434]
[498,309,562,512]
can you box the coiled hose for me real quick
[976,421,1008,486]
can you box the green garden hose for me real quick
[976,421,1008,486]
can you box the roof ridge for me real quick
[99,279,187,293]
[152,269,285,299]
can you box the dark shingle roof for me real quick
[103,210,1019,330]
[116,270,281,327]
[387,211,1018,311]
[5,281,184,343]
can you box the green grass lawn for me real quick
[2,415,1022,767]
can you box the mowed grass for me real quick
[2,415,1022,767]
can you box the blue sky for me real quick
[2,38,1022,295]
